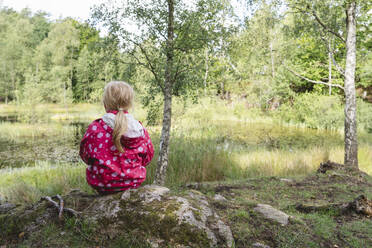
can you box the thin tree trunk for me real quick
[328,41,332,95]
[203,48,209,95]
[270,42,275,79]
[154,0,174,186]
[344,0,358,168]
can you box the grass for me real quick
[1,161,372,247]
[0,161,95,203]
[0,98,371,204]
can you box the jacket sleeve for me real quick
[140,128,154,167]
[79,123,98,165]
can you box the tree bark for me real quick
[270,42,275,79]
[328,40,332,95]
[344,0,358,168]
[203,49,209,95]
[154,0,174,185]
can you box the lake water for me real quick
[0,113,90,169]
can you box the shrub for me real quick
[275,93,344,129]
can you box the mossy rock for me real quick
[85,185,233,247]
[1,185,233,248]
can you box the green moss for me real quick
[113,196,211,247]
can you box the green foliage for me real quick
[275,93,344,129]
[275,93,372,131]
[357,98,372,132]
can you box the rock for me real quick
[1,186,233,247]
[280,178,293,183]
[253,204,290,226]
[0,203,17,214]
[213,194,227,201]
[86,185,233,247]
[252,242,271,248]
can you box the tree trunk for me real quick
[328,41,332,95]
[270,42,275,79]
[203,49,209,95]
[344,0,358,168]
[154,0,174,185]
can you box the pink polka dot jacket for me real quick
[79,110,154,193]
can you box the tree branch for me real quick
[128,39,165,92]
[310,9,346,43]
[319,35,346,77]
[285,65,344,90]
[42,196,81,217]
[290,4,346,43]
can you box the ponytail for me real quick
[113,110,128,153]
[102,81,134,153]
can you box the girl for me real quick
[80,81,154,194]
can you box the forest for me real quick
[0,1,371,109]
[0,0,372,247]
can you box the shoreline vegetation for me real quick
[0,98,371,204]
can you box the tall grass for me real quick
[0,161,94,203]
[0,98,371,204]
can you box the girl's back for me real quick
[79,81,154,193]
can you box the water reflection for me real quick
[0,115,18,123]
[0,116,90,169]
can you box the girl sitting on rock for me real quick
[80,81,154,194]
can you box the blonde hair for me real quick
[102,81,134,153]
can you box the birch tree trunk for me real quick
[154,0,174,185]
[270,42,275,79]
[328,41,332,95]
[344,0,358,168]
[203,49,209,95]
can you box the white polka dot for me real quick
[98,183,104,187]
[87,165,92,171]
[111,172,118,177]
[99,159,104,164]
[113,156,117,161]
[106,133,110,138]
[92,175,96,179]
[103,125,108,130]
[138,147,143,152]
[100,169,104,173]
[94,148,97,152]
[127,169,131,173]
[97,133,103,138]
[89,144,92,149]
[125,159,130,164]
[133,179,137,183]
[120,173,125,177]
[93,166,97,171]
[124,180,130,184]
[107,183,111,187]
[92,125,97,131]
[110,146,116,151]
[99,144,103,148]
[106,160,111,165]
[105,140,108,143]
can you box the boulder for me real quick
[86,185,233,247]
[253,204,290,226]
[1,185,233,247]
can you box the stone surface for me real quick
[1,186,233,247]
[86,185,233,247]
[0,203,17,214]
[280,178,294,183]
[253,204,290,226]
[213,194,227,201]
[252,242,271,248]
